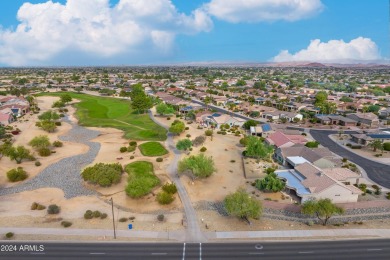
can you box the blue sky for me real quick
[0,0,388,66]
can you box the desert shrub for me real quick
[53,141,63,147]
[81,163,123,187]
[100,213,108,219]
[346,143,352,147]
[31,202,38,210]
[61,221,72,228]
[186,134,191,138]
[119,217,128,222]
[120,147,127,153]
[35,161,41,167]
[47,204,60,214]
[162,182,177,194]
[200,147,207,152]
[84,210,93,219]
[342,158,348,163]
[192,135,206,147]
[366,189,373,194]
[55,121,62,126]
[7,167,28,182]
[305,141,319,148]
[157,214,164,221]
[130,156,134,159]
[38,147,51,157]
[205,129,213,136]
[93,211,101,218]
[185,127,189,130]
[221,131,227,135]
[239,137,249,146]
[5,232,14,239]
[351,145,362,149]
[129,141,137,146]
[167,117,171,120]
[156,191,174,205]
[230,160,236,163]
[384,142,390,151]
[156,157,163,162]
[129,216,135,220]
[127,145,136,152]
[37,204,46,210]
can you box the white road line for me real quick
[200,243,202,260]
[367,249,382,251]
[248,252,264,255]
[89,253,106,255]
[151,253,167,255]
[299,251,314,254]
[182,243,186,260]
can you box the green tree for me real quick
[255,173,285,192]
[40,121,57,133]
[28,135,51,150]
[6,145,34,164]
[205,129,213,140]
[169,120,185,135]
[52,100,65,109]
[131,94,153,113]
[0,142,12,159]
[224,188,262,221]
[339,96,353,102]
[38,110,60,122]
[0,125,5,139]
[244,136,274,161]
[178,154,216,178]
[315,91,328,106]
[156,103,174,116]
[369,140,383,152]
[60,94,73,104]
[367,105,380,113]
[176,139,193,151]
[301,198,344,226]
[243,120,258,130]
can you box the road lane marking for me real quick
[299,251,314,254]
[90,253,106,255]
[367,249,382,251]
[200,243,202,260]
[248,252,264,255]
[151,253,167,255]
[182,243,186,260]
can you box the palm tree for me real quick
[369,140,383,152]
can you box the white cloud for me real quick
[272,37,382,63]
[203,0,324,23]
[0,0,213,66]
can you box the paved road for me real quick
[1,240,389,259]
[310,130,390,189]
[149,111,206,243]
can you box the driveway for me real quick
[310,130,390,189]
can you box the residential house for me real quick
[201,113,246,129]
[266,131,307,148]
[346,113,379,128]
[315,115,357,127]
[249,124,272,137]
[0,111,14,125]
[276,162,362,203]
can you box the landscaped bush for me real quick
[221,131,227,135]
[130,156,134,159]
[53,141,63,147]
[157,214,164,221]
[127,145,136,152]
[129,141,137,146]
[120,147,128,153]
[138,142,168,156]
[61,221,72,228]
[7,167,28,182]
[55,121,62,126]
[162,182,177,194]
[230,160,236,163]
[119,217,128,222]
[5,232,14,239]
[156,191,174,205]
[93,211,101,218]
[84,210,93,219]
[186,134,191,138]
[125,161,160,198]
[101,213,108,219]
[192,135,206,146]
[239,137,249,146]
[129,216,136,220]
[47,204,60,214]
[38,147,51,157]
[200,147,207,152]
[81,163,123,187]
[185,127,189,130]
[305,141,319,148]
[35,161,41,167]
[156,157,163,162]
[31,202,45,210]
[384,142,390,151]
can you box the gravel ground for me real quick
[0,117,100,198]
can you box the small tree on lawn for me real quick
[60,94,72,104]
[156,103,175,116]
[52,100,65,109]
[176,139,192,151]
[301,198,344,226]
[178,154,216,178]
[224,188,262,223]
[255,172,285,192]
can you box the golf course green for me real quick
[37,92,167,141]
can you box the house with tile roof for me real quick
[266,131,307,148]
[276,162,362,203]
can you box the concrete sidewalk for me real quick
[2,227,390,242]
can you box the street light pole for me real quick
[110,197,116,239]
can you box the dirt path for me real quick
[149,110,206,242]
